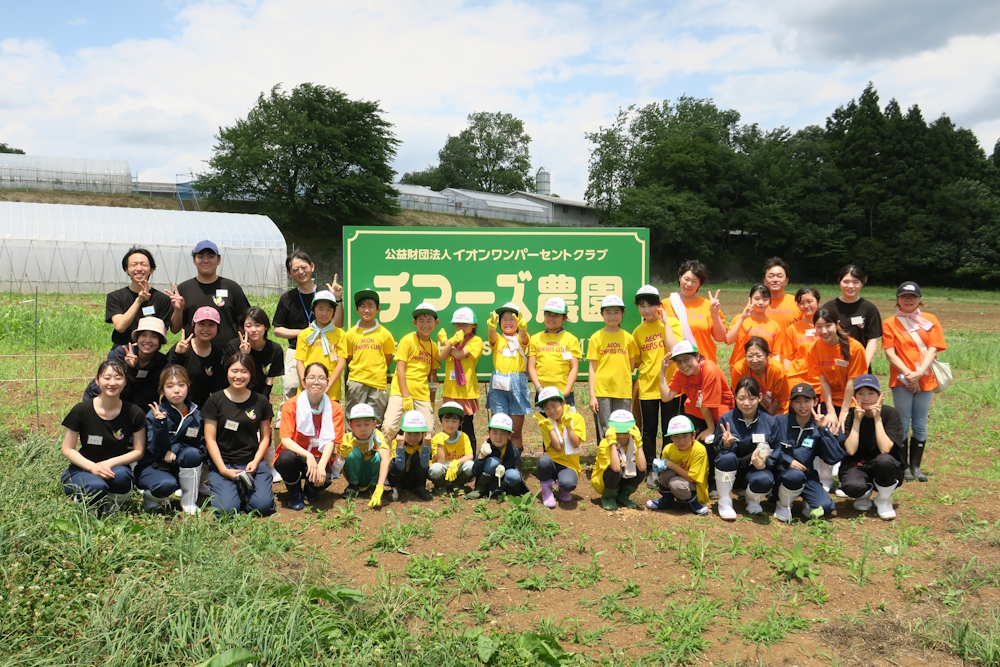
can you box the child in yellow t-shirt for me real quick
[646,415,709,515]
[294,290,345,403]
[437,307,484,448]
[335,403,391,508]
[632,284,682,489]
[591,409,647,511]
[382,302,440,446]
[532,387,587,509]
[526,297,581,408]
[427,401,474,494]
[587,294,639,442]
[486,302,531,451]
[331,288,396,425]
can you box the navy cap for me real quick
[789,383,816,399]
[854,374,881,392]
[896,281,922,298]
[193,240,219,255]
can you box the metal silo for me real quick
[535,167,551,196]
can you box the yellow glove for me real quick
[437,328,449,344]
[449,329,466,345]
[445,460,459,482]
[517,312,528,330]
[487,311,499,332]
[368,484,384,508]
[531,411,553,433]
[628,425,642,445]
[605,426,618,442]
[402,397,414,412]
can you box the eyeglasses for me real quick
[289,266,310,274]
[303,376,327,383]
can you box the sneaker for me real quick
[342,485,360,500]
[687,497,710,516]
[413,487,433,501]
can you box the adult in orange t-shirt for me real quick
[778,287,821,396]
[660,340,734,441]
[763,257,801,331]
[806,307,867,435]
[725,284,782,368]
[730,337,790,416]
[882,281,947,483]
[274,362,345,509]
[660,260,727,364]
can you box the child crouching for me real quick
[428,401,475,494]
[388,410,434,501]
[468,413,530,499]
[646,415,710,515]
[591,410,647,510]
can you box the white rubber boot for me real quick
[874,482,897,520]
[142,489,168,512]
[744,487,765,515]
[775,485,802,523]
[853,488,873,512]
[715,470,737,521]
[814,459,834,492]
[265,444,281,482]
[178,467,202,515]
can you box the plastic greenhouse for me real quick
[0,202,287,295]
[0,154,133,194]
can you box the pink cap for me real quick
[192,306,221,324]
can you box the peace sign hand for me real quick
[810,405,825,425]
[239,331,251,354]
[124,343,138,367]
[741,297,753,320]
[138,279,151,303]
[175,333,195,355]
[149,402,167,420]
[708,290,722,315]
[868,394,884,421]
[326,274,344,300]
[720,421,735,447]
[165,284,184,312]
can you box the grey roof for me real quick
[441,188,547,213]
[0,153,132,178]
[508,191,593,209]
[392,183,450,201]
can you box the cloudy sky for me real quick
[3,0,1000,200]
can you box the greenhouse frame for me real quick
[0,202,287,295]
[0,154,133,194]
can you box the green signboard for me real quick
[343,226,650,380]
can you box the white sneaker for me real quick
[834,488,847,498]
[853,489,873,512]
[715,470,737,521]
[874,483,897,520]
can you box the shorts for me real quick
[487,371,532,415]
[282,347,299,398]
[382,394,435,440]
[344,380,388,425]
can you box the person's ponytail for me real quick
[814,307,851,362]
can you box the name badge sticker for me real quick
[136,370,148,379]
[805,329,816,337]
[850,316,864,326]
[216,289,229,298]
[142,306,156,316]
[449,370,456,381]
[835,359,849,368]
[185,427,199,438]
[802,438,814,449]
[87,435,103,445]
[752,433,766,444]
[224,419,239,431]
[561,351,573,360]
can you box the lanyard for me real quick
[297,290,315,325]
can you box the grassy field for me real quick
[2,287,1000,666]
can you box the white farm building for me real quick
[0,154,133,195]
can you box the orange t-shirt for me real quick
[276,397,345,460]
[805,337,867,404]
[882,313,947,392]
[779,319,820,395]
[668,359,735,424]
[729,313,782,368]
[661,296,724,364]
[765,293,801,332]
[730,357,790,413]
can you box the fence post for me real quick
[34,287,40,434]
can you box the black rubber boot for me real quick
[902,437,914,482]
[466,475,493,500]
[910,439,928,482]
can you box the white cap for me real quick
[348,404,376,420]
[670,340,699,359]
[313,290,337,306]
[542,297,567,315]
[488,413,514,433]
[400,410,428,432]
[600,294,626,309]
[438,401,465,418]
[666,415,695,436]
[608,409,635,431]
[452,307,477,324]
[412,302,438,318]
[495,302,520,316]
[636,285,660,297]
[535,386,565,406]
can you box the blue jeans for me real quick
[209,463,275,516]
[62,464,134,500]
[891,386,933,441]
[487,372,532,415]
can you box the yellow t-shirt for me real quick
[586,328,639,399]
[633,318,684,400]
[390,332,439,401]
[492,333,527,374]
[591,429,643,494]
[527,330,582,389]
[339,431,388,461]
[443,335,483,400]
[294,327,345,401]
[660,440,709,504]
[540,407,587,474]
[336,324,396,390]
[431,430,472,462]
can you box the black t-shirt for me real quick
[822,298,883,347]
[202,390,274,465]
[62,399,146,463]
[272,287,316,350]
[223,337,285,395]
[177,277,251,344]
[842,404,904,467]
[105,286,173,347]
[83,347,169,408]
[167,342,228,407]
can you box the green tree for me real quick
[0,142,25,154]
[199,83,399,227]
[402,112,534,193]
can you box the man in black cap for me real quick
[167,240,251,344]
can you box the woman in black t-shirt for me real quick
[821,265,882,371]
[167,306,227,406]
[224,307,284,397]
[61,360,147,514]
[203,352,275,515]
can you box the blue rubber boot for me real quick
[285,478,305,511]
[646,492,675,510]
